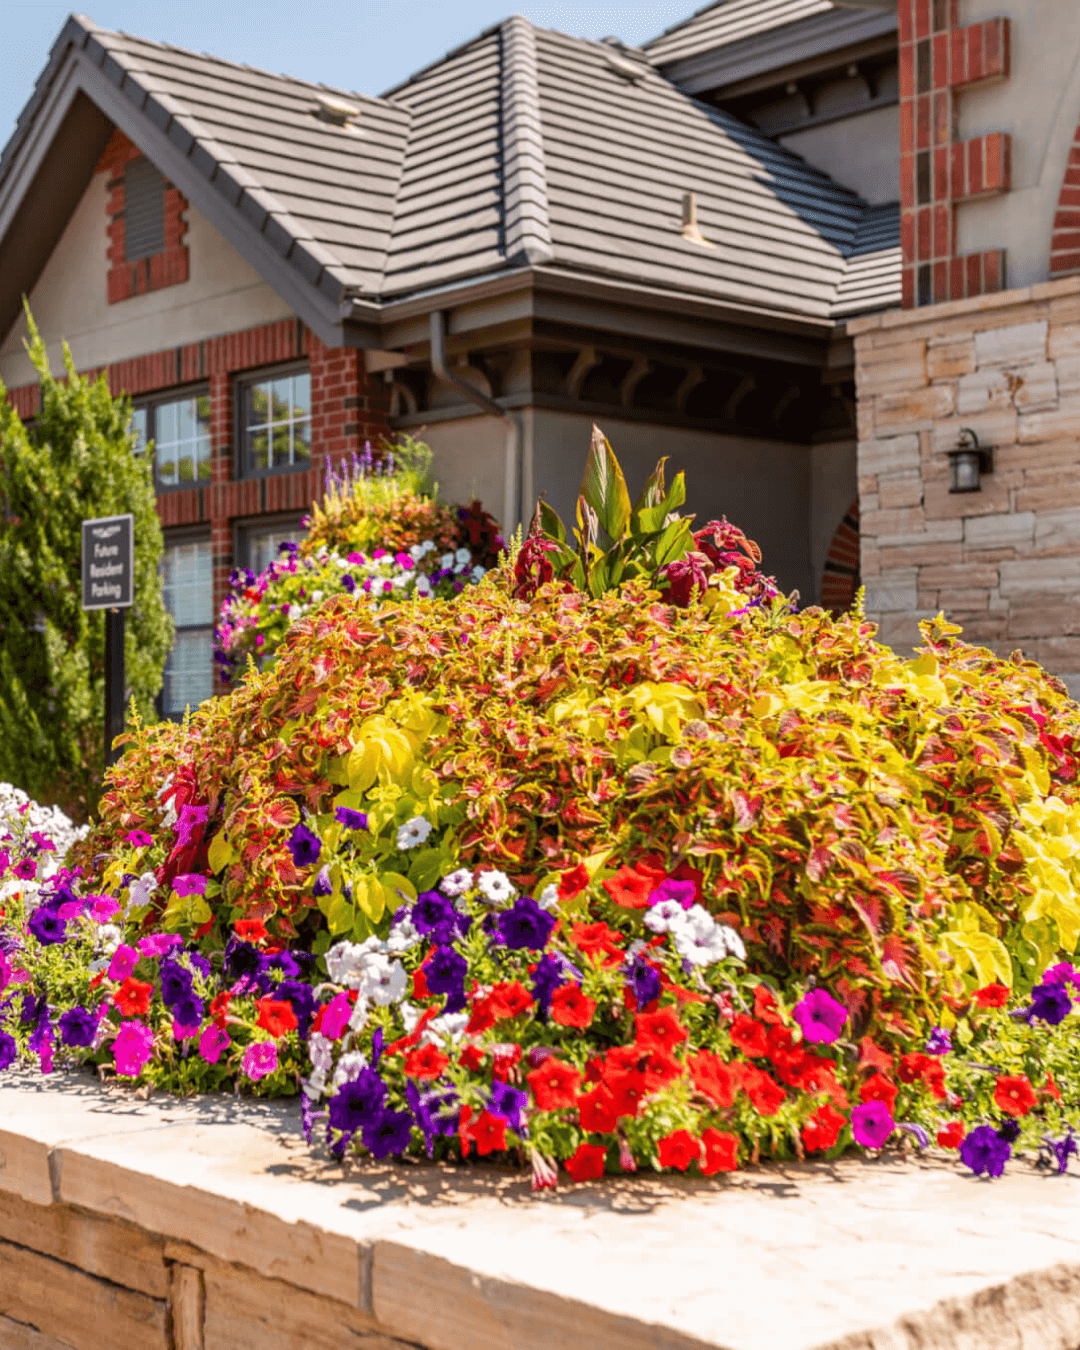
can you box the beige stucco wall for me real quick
[954,0,1080,289]
[0,171,293,390]
[422,415,510,530]
[852,275,1080,691]
[780,104,901,206]
[530,410,824,603]
[811,439,860,591]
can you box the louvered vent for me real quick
[124,158,165,262]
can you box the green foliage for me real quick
[0,310,172,819]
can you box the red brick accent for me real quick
[5,315,392,690]
[1051,121,1080,276]
[899,2,1012,306]
[97,128,189,304]
[820,500,860,615]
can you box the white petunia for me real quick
[643,899,688,934]
[308,1032,334,1073]
[673,908,729,967]
[331,1049,369,1089]
[414,574,431,596]
[311,590,324,604]
[440,552,455,569]
[425,1011,468,1046]
[470,565,485,583]
[536,883,559,911]
[409,544,425,560]
[128,871,158,910]
[455,547,471,565]
[359,955,408,1006]
[386,916,422,953]
[288,603,302,622]
[325,940,366,987]
[719,926,746,961]
[396,817,433,850]
[477,869,515,904]
[439,867,473,897]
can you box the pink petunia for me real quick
[172,873,208,897]
[124,830,153,848]
[90,896,122,923]
[242,1042,278,1081]
[320,992,352,1041]
[107,944,139,982]
[113,1020,155,1077]
[199,1025,230,1064]
[137,934,182,959]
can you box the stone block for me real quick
[964,511,1036,546]
[919,562,1000,589]
[1017,393,1080,443]
[974,320,1048,367]
[956,368,1013,415]
[935,588,990,611]
[955,611,1010,642]
[858,474,879,496]
[995,437,1080,473]
[1007,604,1080,640]
[873,609,936,651]
[1034,636,1080,670]
[861,507,927,539]
[875,517,964,547]
[1015,479,1080,513]
[927,334,976,381]
[0,1239,166,1350]
[878,471,924,510]
[855,340,928,395]
[858,434,920,476]
[1012,362,1060,412]
[1049,322,1080,361]
[1057,355,1080,397]
[879,541,963,568]
[861,492,880,514]
[998,556,1080,595]
[863,570,918,613]
[874,384,955,433]
[924,474,1019,521]
[1034,507,1080,554]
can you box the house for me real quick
[0,5,904,712]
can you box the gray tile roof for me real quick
[645,0,839,65]
[832,201,901,318]
[1,11,900,331]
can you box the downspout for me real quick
[429,310,520,537]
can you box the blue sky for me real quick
[2,2,702,143]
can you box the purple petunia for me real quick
[362,1109,414,1160]
[793,988,848,1045]
[27,906,66,946]
[334,806,368,831]
[0,1031,16,1070]
[159,959,194,1008]
[242,1042,278,1081]
[328,1069,387,1135]
[113,1020,155,1077]
[58,1007,98,1049]
[496,897,556,951]
[1046,1130,1078,1175]
[925,1027,952,1056]
[412,891,458,936]
[489,1081,528,1132]
[626,953,662,1011]
[287,823,322,869]
[851,1101,895,1150]
[531,954,566,1021]
[959,1125,1011,1178]
[1030,980,1072,1025]
[425,945,468,1013]
[312,866,334,898]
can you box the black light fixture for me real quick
[947,427,993,493]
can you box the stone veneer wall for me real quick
[851,275,1080,692]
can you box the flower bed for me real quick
[4,429,1080,1188]
[214,442,502,682]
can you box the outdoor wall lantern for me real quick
[947,427,993,493]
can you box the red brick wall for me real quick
[820,500,860,615]
[97,128,190,304]
[899,0,1012,308]
[6,316,392,688]
[1050,117,1080,278]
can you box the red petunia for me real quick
[936,1121,965,1149]
[459,1044,486,1072]
[210,991,232,1030]
[256,998,298,1038]
[412,966,431,1000]
[801,1104,846,1153]
[469,1110,508,1157]
[735,1063,786,1116]
[564,1142,607,1182]
[657,1129,700,1172]
[898,1052,931,1084]
[550,983,597,1028]
[527,1057,581,1110]
[605,1069,648,1119]
[638,1049,684,1093]
[858,1036,893,1074]
[729,1015,768,1058]
[1044,1073,1063,1102]
[577,1085,619,1133]
[403,1043,449,1080]
[466,995,496,1036]
[489,981,534,1021]
[700,1128,740,1175]
[753,984,783,1025]
[559,864,590,899]
[570,921,624,960]
[602,865,654,909]
[994,1073,1036,1117]
[973,982,1011,1008]
[113,978,152,1018]
[688,1051,736,1109]
[859,1073,898,1113]
[491,1043,523,1080]
[235,918,268,942]
[634,1006,689,1054]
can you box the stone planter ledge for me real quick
[1,1074,1079,1350]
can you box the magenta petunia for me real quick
[137,934,183,959]
[172,873,208,897]
[90,895,122,923]
[199,1025,230,1064]
[321,991,353,1041]
[174,804,209,850]
[124,830,153,847]
[243,1042,278,1081]
[107,944,139,983]
[113,1020,155,1077]
[793,988,848,1044]
[851,1100,895,1150]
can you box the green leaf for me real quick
[537,499,567,544]
[578,424,631,546]
[408,847,445,892]
[632,458,668,517]
[654,517,694,567]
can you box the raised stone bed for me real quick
[2,1076,1080,1349]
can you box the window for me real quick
[238,367,311,476]
[131,390,212,489]
[161,536,214,716]
[124,158,165,262]
[235,515,308,576]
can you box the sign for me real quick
[81,514,134,610]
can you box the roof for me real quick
[643,0,897,98]
[0,12,900,347]
[832,201,901,318]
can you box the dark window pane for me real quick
[124,158,165,262]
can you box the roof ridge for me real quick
[499,16,553,266]
[642,0,730,49]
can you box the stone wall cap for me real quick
[4,1072,1080,1349]
[852,276,1080,343]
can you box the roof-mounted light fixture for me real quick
[681,192,715,249]
[603,49,648,83]
[314,95,362,130]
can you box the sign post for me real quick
[81,514,134,768]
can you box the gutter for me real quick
[429,310,521,537]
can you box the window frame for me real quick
[234,361,313,480]
[158,525,215,721]
[131,383,212,494]
[233,512,309,578]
